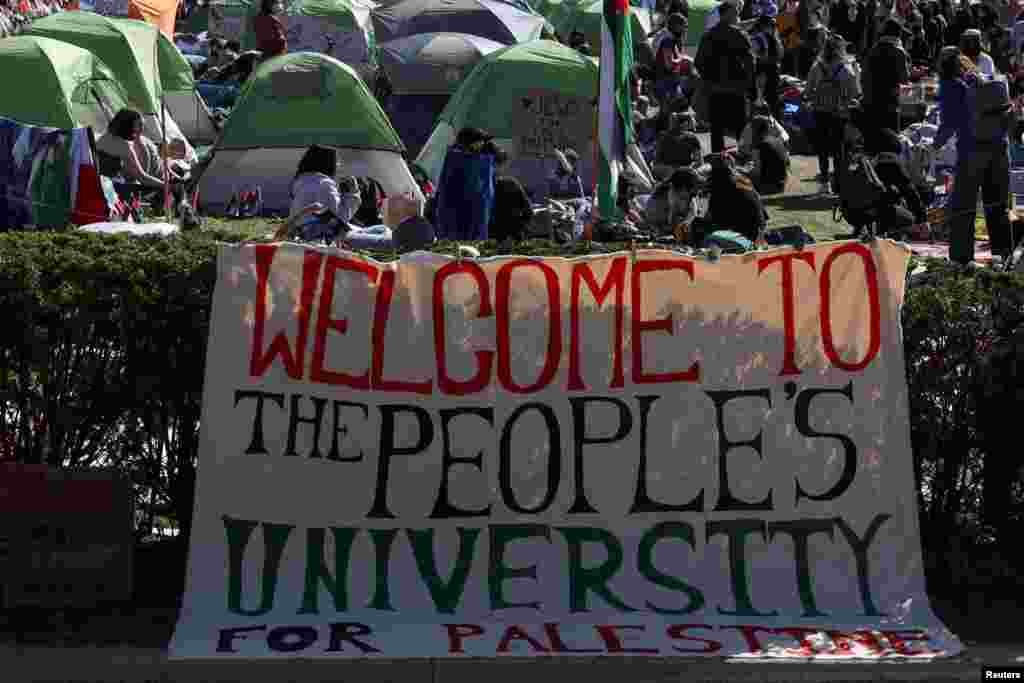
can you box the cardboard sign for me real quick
[270,65,323,98]
[514,89,594,158]
[170,241,962,659]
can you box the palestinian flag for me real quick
[597,0,634,220]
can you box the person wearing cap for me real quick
[961,28,996,77]
[930,46,1012,265]
[695,0,756,153]
[861,18,911,155]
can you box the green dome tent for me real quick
[0,36,132,131]
[28,11,163,114]
[416,39,584,197]
[198,52,423,215]
[546,0,652,50]
[274,0,379,80]
[416,39,651,198]
[27,13,217,146]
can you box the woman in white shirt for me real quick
[280,145,362,241]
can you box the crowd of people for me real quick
[261,0,1018,265]
[169,0,1024,265]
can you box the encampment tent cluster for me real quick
[0,11,217,146]
[0,0,664,223]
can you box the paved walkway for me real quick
[1,643,1021,683]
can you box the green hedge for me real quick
[1,233,1022,592]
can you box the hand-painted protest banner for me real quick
[514,89,594,158]
[170,241,963,659]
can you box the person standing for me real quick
[652,13,690,103]
[805,32,861,193]
[752,14,785,120]
[862,19,911,154]
[931,48,1013,265]
[799,22,826,78]
[830,0,866,56]
[253,0,287,59]
[696,1,756,152]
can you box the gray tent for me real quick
[379,32,505,94]
[380,32,504,157]
[371,0,548,45]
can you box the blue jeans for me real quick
[949,141,1011,263]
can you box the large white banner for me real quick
[170,241,962,659]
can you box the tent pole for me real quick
[156,29,172,223]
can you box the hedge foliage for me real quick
[1,232,1022,593]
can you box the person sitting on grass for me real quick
[644,166,702,238]
[706,152,767,242]
[546,148,586,203]
[746,114,790,195]
[276,145,362,242]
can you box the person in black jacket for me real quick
[747,115,790,195]
[695,1,756,153]
[829,0,865,57]
[490,150,534,242]
[707,154,767,241]
[839,128,925,238]
[751,15,785,121]
[862,19,911,155]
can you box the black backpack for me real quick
[838,153,887,216]
[973,76,1012,143]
